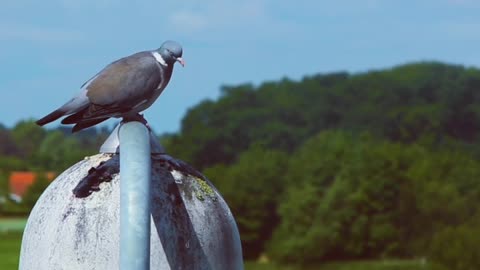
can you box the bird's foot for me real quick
[122,113,150,130]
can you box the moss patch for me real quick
[194,178,217,202]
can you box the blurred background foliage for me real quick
[1,62,480,269]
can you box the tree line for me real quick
[1,61,480,269]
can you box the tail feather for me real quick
[61,108,88,124]
[72,118,109,133]
[36,110,65,126]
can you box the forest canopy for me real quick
[1,61,480,269]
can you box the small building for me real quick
[9,172,55,202]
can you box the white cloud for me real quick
[167,0,260,33]
[0,24,84,42]
[443,21,480,40]
[0,0,114,10]
[444,0,480,6]
[169,10,209,33]
[447,0,472,4]
[166,0,302,41]
[56,0,113,10]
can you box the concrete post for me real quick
[119,122,151,270]
[19,126,243,270]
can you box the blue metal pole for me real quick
[119,121,151,270]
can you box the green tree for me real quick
[430,224,480,270]
[11,120,46,159]
[167,62,480,170]
[0,171,8,196]
[22,173,50,210]
[0,129,20,156]
[0,171,8,214]
[34,130,92,171]
[268,130,480,264]
[204,146,289,259]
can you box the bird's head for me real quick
[158,40,185,67]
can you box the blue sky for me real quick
[1,0,480,134]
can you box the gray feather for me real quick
[35,40,183,132]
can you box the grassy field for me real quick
[244,260,447,270]
[0,218,27,232]
[0,218,446,270]
[0,217,25,270]
[0,232,22,270]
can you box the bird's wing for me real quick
[64,51,165,121]
[36,89,90,126]
[86,51,163,108]
[37,51,165,128]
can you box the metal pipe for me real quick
[119,121,152,270]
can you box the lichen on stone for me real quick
[195,191,205,201]
[193,178,217,202]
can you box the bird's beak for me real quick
[176,57,185,67]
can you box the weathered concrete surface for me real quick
[19,154,243,270]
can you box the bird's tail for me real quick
[72,118,109,133]
[36,110,65,126]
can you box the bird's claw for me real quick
[122,113,150,129]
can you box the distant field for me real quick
[0,218,26,270]
[0,218,27,232]
[245,260,447,270]
[0,231,22,270]
[0,218,446,270]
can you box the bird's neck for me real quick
[152,51,168,67]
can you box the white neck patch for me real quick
[152,51,168,67]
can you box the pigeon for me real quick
[36,40,184,132]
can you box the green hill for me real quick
[2,62,480,269]
[165,62,480,169]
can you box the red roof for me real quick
[9,172,56,198]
